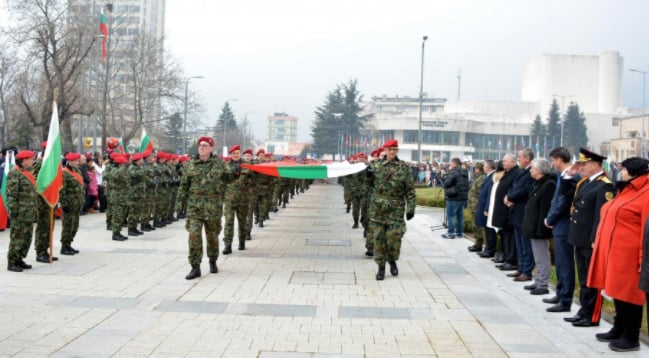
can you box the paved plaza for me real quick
[0,182,645,357]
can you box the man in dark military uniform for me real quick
[6,150,38,272]
[176,136,237,280]
[367,140,416,280]
[32,141,58,263]
[563,147,614,327]
[60,153,85,255]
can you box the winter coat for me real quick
[507,166,534,227]
[475,171,494,228]
[588,175,649,306]
[491,166,519,229]
[443,167,469,202]
[521,173,556,239]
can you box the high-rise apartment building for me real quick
[267,113,298,142]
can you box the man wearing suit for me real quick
[544,147,580,312]
[493,153,519,271]
[563,148,614,327]
[474,160,496,257]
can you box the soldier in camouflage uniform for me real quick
[367,140,416,280]
[176,156,189,218]
[348,154,368,229]
[363,149,383,257]
[168,155,181,221]
[243,150,257,235]
[127,152,147,237]
[60,153,85,255]
[141,152,157,231]
[154,152,170,227]
[102,153,117,231]
[6,150,38,272]
[466,162,486,252]
[223,146,255,254]
[110,155,130,241]
[252,149,270,227]
[176,136,237,280]
[342,171,353,213]
[32,142,59,263]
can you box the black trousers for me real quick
[575,247,598,321]
[502,228,517,265]
[611,299,643,342]
[484,227,497,254]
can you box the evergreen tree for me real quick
[311,79,372,158]
[163,112,183,153]
[546,99,561,148]
[216,101,239,149]
[531,114,546,139]
[562,102,588,154]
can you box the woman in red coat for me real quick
[587,157,649,352]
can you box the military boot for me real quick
[153,220,164,228]
[222,244,232,255]
[259,220,264,228]
[141,224,152,232]
[128,228,142,236]
[60,246,76,255]
[346,204,350,213]
[17,259,32,269]
[376,264,385,281]
[352,219,359,229]
[238,240,246,250]
[106,223,112,231]
[185,265,201,280]
[209,259,218,273]
[388,261,399,276]
[365,248,374,257]
[112,232,128,241]
[254,216,259,224]
[7,262,23,272]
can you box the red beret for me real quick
[65,152,81,161]
[132,153,143,161]
[41,141,48,149]
[356,152,366,158]
[179,155,190,163]
[228,145,241,154]
[383,139,398,148]
[256,149,265,155]
[197,136,214,147]
[376,147,385,155]
[113,155,127,165]
[143,150,151,158]
[156,151,166,160]
[243,149,253,155]
[16,150,35,160]
[223,156,232,162]
[170,154,178,160]
[123,153,131,160]
[109,152,120,160]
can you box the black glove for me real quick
[406,212,414,221]
[366,167,373,178]
[234,164,241,176]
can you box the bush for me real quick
[415,187,445,207]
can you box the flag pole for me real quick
[48,89,58,264]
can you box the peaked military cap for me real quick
[575,147,606,163]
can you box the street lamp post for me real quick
[182,76,203,153]
[552,94,574,147]
[417,35,428,163]
[630,69,648,157]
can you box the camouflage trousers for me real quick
[7,221,34,263]
[372,221,406,265]
[224,199,251,244]
[61,206,81,246]
[351,194,363,221]
[361,196,369,229]
[128,195,145,229]
[154,186,168,222]
[344,186,351,205]
[35,197,52,255]
[254,191,269,222]
[111,198,129,234]
[186,216,221,265]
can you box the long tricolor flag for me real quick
[36,102,63,207]
[139,127,153,152]
[0,150,15,211]
[242,161,367,179]
[99,9,108,61]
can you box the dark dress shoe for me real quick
[7,263,23,272]
[595,328,622,342]
[563,315,583,323]
[546,303,571,313]
[185,265,201,280]
[209,260,218,274]
[112,233,128,241]
[388,261,398,276]
[479,251,495,258]
[222,245,232,255]
[608,338,639,352]
[513,274,532,282]
[60,246,76,255]
[506,271,521,277]
[17,260,32,269]
[530,287,549,295]
[492,255,505,264]
[365,249,374,257]
[542,296,559,304]
[376,266,385,281]
[499,263,518,271]
[467,245,482,252]
[572,318,599,327]
[524,284,537,290]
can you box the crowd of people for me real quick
[443,146,648,352]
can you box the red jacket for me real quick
[588,175,649,305]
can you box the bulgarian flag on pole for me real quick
[241,161,367,179]
[36,101,64,208]
[99,9,108,61]
[139,127,153,152]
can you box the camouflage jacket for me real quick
[467,173,486,213]
[60,166,85,210]
[368,156,416,224]
[225,159,255,201]
[6,166,38,221]
[176,155,235,217]
[110,164,130,202]
[127,164,147,200]
[349,170,367,197]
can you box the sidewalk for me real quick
[0,182,644,357]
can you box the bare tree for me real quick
[0,40,19,148]
[5,0,97,151]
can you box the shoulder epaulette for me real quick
[597,176,612,184]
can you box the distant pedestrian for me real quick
[441,157,469,239]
